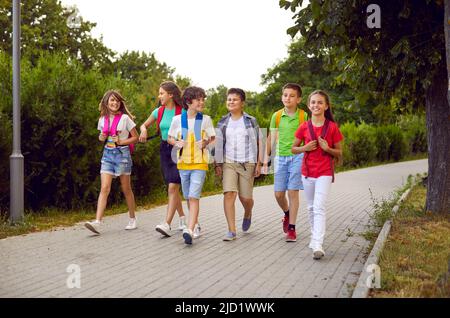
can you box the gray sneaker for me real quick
[223,231,236,241]
[313,247,325,260]
[85,220,102,234]
[155,222,171,237]
[193,223,201,239]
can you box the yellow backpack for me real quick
[274,108,306,128]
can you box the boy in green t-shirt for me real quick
[262,83,307,242]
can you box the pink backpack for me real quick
[102,113,135,154]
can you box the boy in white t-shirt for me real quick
[214,88,262,241]
[168,86,216,245]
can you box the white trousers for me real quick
[301,175,332,249]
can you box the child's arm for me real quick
[168,136,185,149]
[318,137,342,158]
[115,127,139,146]
[292,138,317,154]
[261,131,272,175]
[99,133,107,142]
[139,114,157,143]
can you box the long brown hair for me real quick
[160,81,183,108]
[99,90,135,119]
[307,90,335,122]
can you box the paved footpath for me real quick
[0,160,427,298]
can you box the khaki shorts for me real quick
[222,163,256,198]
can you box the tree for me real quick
[259,37,377,124]
[280,0,450,214]
[0,0,114,71]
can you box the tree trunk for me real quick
[425,66,450,214]
[446,0,450,107]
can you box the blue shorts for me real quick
[100,146,132,177]
[179,169,207,200]
[274,154,304,191]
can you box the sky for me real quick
[59,0,297,92]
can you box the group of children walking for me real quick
[84,81,343,260]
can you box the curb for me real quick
[351,187,412,298]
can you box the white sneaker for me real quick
[125,217,137,230]
[178,216,187,231]
[193,223,201,239]
[85,220,102,234]
[155,222,171,237]
[313,246,325,260]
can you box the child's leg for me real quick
[119,175,136,218]
[223,164,239,233]
[302,176,316,241]
[186,170,206,231]
[287,154,302,226]
[274,192,288,212]
[274,157,289,212]
[287,190,299,225]
[96,173,114,221]
[176,191,186,217]
[188,198,200,231]
[238,163,256,219]
[224,192,238,233]
[166,183,181,225]
[311,176,332,248]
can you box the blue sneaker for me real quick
[223,231,236,241]
[242,218,251,232]
[183,229,193,245]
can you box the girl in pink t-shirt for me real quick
[292,90,343,260]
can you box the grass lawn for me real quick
[370,182,450,298]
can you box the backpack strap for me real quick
[274,109,283,128]
[156,106,165,135]
[175,105,182,116]
[181,112,203,141]
[299,109,306,124]
[304,119,334,182]
[102,113,122,136]
[181,111,188,141]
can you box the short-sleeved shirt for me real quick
[294,120,343,178]
[151,106,187,141]
[98,114,136,149]
[168,114,216,171]
[225,116,257,163]
[270,108,308,156]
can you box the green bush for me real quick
[385,125,408,161]
[340,122,377,166]
[397,114,427,154]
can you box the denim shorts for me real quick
[179,169,207,199]
[100,146,132,177]
[274,153,304,191]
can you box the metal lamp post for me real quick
[10,0,24,223]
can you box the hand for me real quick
[318,137,329,152]
[139,129,148,143]
[261,163,269,175]
[111,135,120,144]
[254,165,261,178]
[174,140,185,149]
[215,166,222,177]
[304,140,318,152]
[99,133,107,142]
[196,139,208,150]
